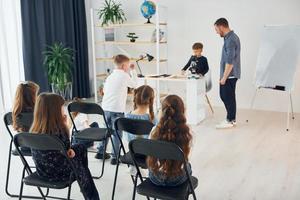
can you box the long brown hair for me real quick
[147,95,192,177]
[30,93,68,136]
[133,85,155,122]
[12,81,39,131]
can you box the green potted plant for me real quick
[97,0,126,41]
[97,0,126,26]
[43,42,74,100]
[127,32,139,42]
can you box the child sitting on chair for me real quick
[147,95,193,187]
[70,97,99,148]
[181,42,209,76]
[125,85,157,142]
[30,93,99,200]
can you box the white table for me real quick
[137,75,206,125]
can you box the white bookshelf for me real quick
[90,4,168,103]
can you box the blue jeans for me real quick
[97,111,124,158]
[149,163,192,187]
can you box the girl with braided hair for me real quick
[125,85,156,141]
[147,95,193,186]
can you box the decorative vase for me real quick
[51,82,73,100]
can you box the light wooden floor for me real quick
[0,107,299,200]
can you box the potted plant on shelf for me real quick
[43,42,74,100]
[97,0,127,41]
[127,32,139,42]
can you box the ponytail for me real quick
[133,85,155,122]
[148,98,155,122]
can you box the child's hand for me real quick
[67,149,76,158]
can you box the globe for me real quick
[140,0,156,23]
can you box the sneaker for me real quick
[94,152,111,160]
[216,120,235,129]
[110,158,118,165]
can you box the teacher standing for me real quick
[214,18,241,129]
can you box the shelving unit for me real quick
[95,41,167,45]
[90,3,168,103]
[96,57,167,62]
[95,22,167,28]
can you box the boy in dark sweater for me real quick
[181,42,209,76]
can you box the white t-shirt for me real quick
[73,113,89,131]
[102,69,137,113]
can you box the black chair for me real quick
[112,117,154,199]
[4,112,48,199]
[67,101,114,179]
[129,138,198,200]
[13,133,80,200]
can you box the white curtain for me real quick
[0,0,24,112]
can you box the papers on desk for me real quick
[146,74,171,78]
[145,74,187,79]
[169,74,187,79]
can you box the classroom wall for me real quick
[85,0,300,113]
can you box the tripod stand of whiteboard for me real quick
[248,87,295,131]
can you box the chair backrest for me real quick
[4,112,13,126]
[205,69,212,93]
[14,133,67,152]
[68,101,104,115]
[115,117,154,136]
[130,139,196,199]
[129,138,184,162]
[4,112,33,139]
[67,102,107,133]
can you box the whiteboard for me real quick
[255,25,300,91]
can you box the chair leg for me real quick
[5,142,13,197]
[45,188,49,197]
[93,140,107,179]
[111,146,122,200]
[132,174,138,200]
[18,167,26,200]
[191,189,197,200]
[67,184,72,200]
[36,187,46,200]
[205,94,214,114]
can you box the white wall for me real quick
[85,0,300,113]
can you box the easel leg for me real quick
[290,92,295,120]
[247,88,258,122]
[286,92,291,132]
[205,94,214,114]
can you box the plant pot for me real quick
[130,38,136,42]
[51,82,73,100]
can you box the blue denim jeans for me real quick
[149,163,192,187]
[97,111,124,158]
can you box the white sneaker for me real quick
[216,120,235,129]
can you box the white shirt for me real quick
[102,69,137,113]
[73,113,89,131]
